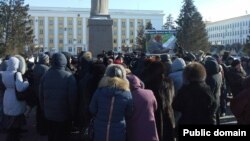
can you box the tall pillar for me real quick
[88,0,113,57]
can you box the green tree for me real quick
[163,14,175,30]
[176,0,209,53]
[243,35,250,56]
[136,25,146,52]
[0,0,34,56]
[145,21,153,30]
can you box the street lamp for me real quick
[73,39,77,55]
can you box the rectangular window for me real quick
[49,20,54,26]
[130,31,134,36]
[68,39,73,44]
[49,29,54,34]
[39,20,44,25]
[113,21,118,27]
[78,39,82,44]
[122,39,126,43]
[59,39,63,44]
[130,39,134,43]
[59,20,64,26]
[113,39,117,43]
[39,29,43,34]
[59,28,64,34]
[130,22,134,27]
[39,38,43,44]
[68,21,73,25]
[122,30,126,35]
[78,21,82,25]
[68,47,72,52]
[49,39,54,44]
[122,21,126,27]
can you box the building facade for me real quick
[206,14,250,46]
[28,7,164,55]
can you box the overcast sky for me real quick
[25,0,250,22]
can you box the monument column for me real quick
[88,0,113,57]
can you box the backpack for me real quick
[14,72,29,101]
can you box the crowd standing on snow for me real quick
[0,49,249,141]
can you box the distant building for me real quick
[206,14,250,46]
[28,7,164,55]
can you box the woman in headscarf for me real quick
[89,64,133,141]
[126,74,159,141]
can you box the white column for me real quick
[73,17,77,55]
[54,17,58,52]
[64,17,68,52]
[44,17,48,52]
[126,18,130,52]
[117,18,122,51]
[143,19,146,27]
[126,18,130,40]
[135,19,138,45]
[83,17,87,51]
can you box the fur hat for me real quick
[105,64,126,80]
[14,55,27,74]
[99,64,129,91]
[184,62,206,82]
[231,59,241,67]
[38,53,49,64]
[83,51,92,61]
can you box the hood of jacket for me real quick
[171,58,186,72]
[205,59,220,75]
[14,55,26,74]
[7,57,19,71]
[98,76,130,91]
[51,53,67,69]
[38,53,49,64]
[127,74,144,90]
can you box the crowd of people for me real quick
[0,49,249,141]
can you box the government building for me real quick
[28,7,164,55]
[206,14,250,46]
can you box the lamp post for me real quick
[73,39,77,55]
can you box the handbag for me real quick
[14,72,28,101]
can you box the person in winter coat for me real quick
[230,76,250,124]
[204,57,222,125]
[1,56,29,141]
[173,62,217,125]
[77,62,106,129]
[168,58,186,125]
[89,64,133,141]
[227,59,246,97]
[33,53,50,135]
[39,53,77,141]
[169,58,186,94]
[126,74,159,141]
[0,55,10,131]
[142,61,175,141]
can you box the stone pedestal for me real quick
[88,17,113,57]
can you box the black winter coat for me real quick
[173,81,217,125]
